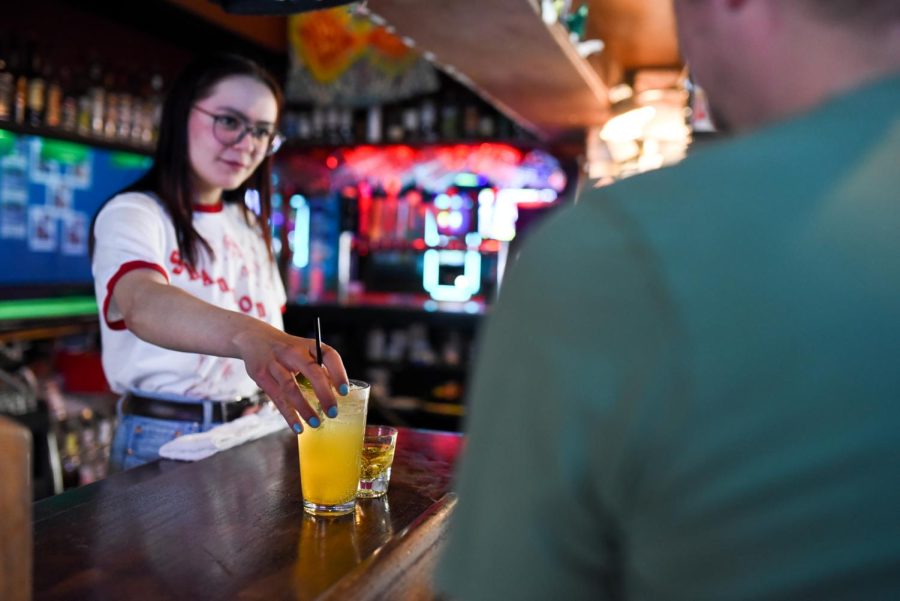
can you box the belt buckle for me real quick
[223,398,249,422]
[227,392,267,421]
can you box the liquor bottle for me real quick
[339,108,353,144]
[402,102,420,142]
[478,105,496,138]
[366,105,383,143]
[44,62,63,128]
[114,67,133,140]
[86,53,106,137]
[381,192,398,241]
[59,66,78,131]
[565,3,588,42]
[25,40,47,128]
[296,110,313,142]
[462,101,479,139]
[60,420,82,490]
[340,188,360,233]
[440,88,460,140]
[103,68,119,139]
[11,37,27,125]
[311,106,325,143]
[0,37,14,121]
[553,0,572,23]
[147,68,165,144]
[384,104,404,143]
[95,415,113,480]
[352,107,367,143]
[420,96,437,142]
[130,70,151,145]
[75,57,93,135]
[77,409,99,486]
[325,106,341,145]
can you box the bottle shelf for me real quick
[0,120,154,156]
[365,0,610,142]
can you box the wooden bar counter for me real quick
[33,427,463,600]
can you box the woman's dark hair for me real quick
[90,53,284,268]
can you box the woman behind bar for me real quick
[90,54,347,472]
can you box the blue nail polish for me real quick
[326,406,338,419]
[292,423,303,434]
[339,383,349,396]
[308,416,321,429]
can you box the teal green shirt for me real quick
[437,73,900,600]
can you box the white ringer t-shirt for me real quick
[92,191,286,401]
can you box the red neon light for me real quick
[404,189,423,205]
[481,239,501,252]
[289,142,566,192]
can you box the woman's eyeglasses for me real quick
[193,105,284,156]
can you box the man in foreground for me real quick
[437,1,900,599]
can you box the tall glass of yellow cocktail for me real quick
[297,379,369,517]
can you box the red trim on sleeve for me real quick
[193,201,224,213]
[103,261,169,331]
[281,304,287,314]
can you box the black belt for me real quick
[123,391,266,424]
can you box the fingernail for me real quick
[292,423,303,434]
[326,406,338,419]
[339,383,349,396]
[308,416,320,429]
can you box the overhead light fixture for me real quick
[608,83,634,105]
[599,106,656,143]
[587,68,692,182]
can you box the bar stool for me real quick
[0,416,32,601]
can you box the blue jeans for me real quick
[108,394,221,473]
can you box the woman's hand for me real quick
[233,326,350,433]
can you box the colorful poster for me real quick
[0,129,151,289]
[285,6,439,107]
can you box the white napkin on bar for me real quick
[158,403,285,461]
